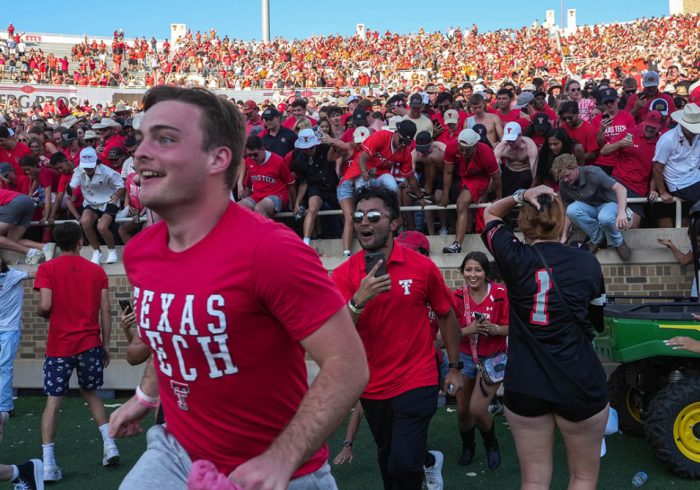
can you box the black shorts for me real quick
[503,389,607,422]
[85,203,119,219]
[501,166,532,197]
[307,185,339,209]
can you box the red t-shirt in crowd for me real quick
[562,120,598,154]
[591,110,636,169]
[497,109,528,131]
[0,142,31,176]
[243,151,295,203]
[624,92,677,123]
[281,115,317,130]
[62,147,81,168]
[124,202,343,477]
[342,130,412,183]
[612,126,659,196]
[452,283,509,357]
[34,255,107,357]
[444,140,499,199]
[38,166,61,192]
[332,244,453,399]
[99,134,126,165]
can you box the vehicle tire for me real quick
[608,365,645,436]
[645,378,700,479]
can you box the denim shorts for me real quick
[242,194,284,213]
[43,346,105,396]
[440,350,479,379]
[337,179,355,202]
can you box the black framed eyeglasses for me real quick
[352,210,391,224]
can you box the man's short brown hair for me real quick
[142,86,245,188]
[550,153,578,181]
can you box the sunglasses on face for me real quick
[397,136,412,146]
[244,150,262,158]
[569,87,581,92]
[437,103,450,110]
[352,210,391,224]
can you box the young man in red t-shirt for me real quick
[0,127,31,176]
[332,186,463,490]
[558,101,598,163]
[441,129,502,253]
[238,134,296,218]
[34,222,119,482]
[108,86,368,489]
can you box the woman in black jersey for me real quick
[482,185,609,489]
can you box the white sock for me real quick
[10,465,18,481]
[303,237,311,245]
[42,443,56,466]
[99,423,115,446]
[343,249,351,256]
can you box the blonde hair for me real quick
[550,153,578,181]
[294,117,312,132]
[518,197,565,242]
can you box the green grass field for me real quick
[0,396,695,489]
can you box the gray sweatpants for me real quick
[120,425,338,489]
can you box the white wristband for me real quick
[135,385,159,410]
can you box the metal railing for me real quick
[29,197,685,228]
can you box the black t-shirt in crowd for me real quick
[482,220,608,408]
[262,127,297,157]
[291,144,339,192]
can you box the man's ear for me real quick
[208,146,233,178]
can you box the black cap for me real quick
[600,87,618,103]
[409,93,424,107]
[62,129,78,143]
[415,131,432,152]
[262,108,280,119]
[532,113,550,130]
[352,107,367,122]
[396,120,417,140]
[0,162,13,177]
[107,147,125,160]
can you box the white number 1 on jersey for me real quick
[530,269,552,325]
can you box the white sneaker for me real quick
[438,226,448,236]
[0,411,8,444]
[91,250,102,265]
[25,249,44,265]
[424,450,444,490]
[105,249,118,264]
[42,464,62,482]
[102,444,120,466]
[42,242,56,261]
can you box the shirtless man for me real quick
[412,131,448,235]
[493,122,539,196]
[465,94,502,147]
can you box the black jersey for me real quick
[291,145,339,191]
[482,220,608,408]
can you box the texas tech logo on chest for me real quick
[398,279,413,295]
[133,287,238,384]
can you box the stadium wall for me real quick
[5,228,695,391]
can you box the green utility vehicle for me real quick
[596,203,700,479]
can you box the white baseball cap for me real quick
[79,147,98,168]
[457,129,480,147]
[502,122,522,141]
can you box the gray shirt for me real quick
[559,166,617,207]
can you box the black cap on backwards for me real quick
[415,131,432,152]
[396,120,417,140]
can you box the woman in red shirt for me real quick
[452,251,509,471]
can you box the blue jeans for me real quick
[566,201,623,248]
[0,330,20,412]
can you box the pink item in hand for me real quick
[188,460,242,490]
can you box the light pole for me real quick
[261,0,270,42]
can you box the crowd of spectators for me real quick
[1,14,699,91]
[1,14,700,264]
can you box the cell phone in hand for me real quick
[118,299,133,315]
[364,252,388,276]
[473,312,486,321]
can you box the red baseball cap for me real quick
[397,231,430,254]
[642,110,662,129]
[242,100,258,114]
[277,103,287,113]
